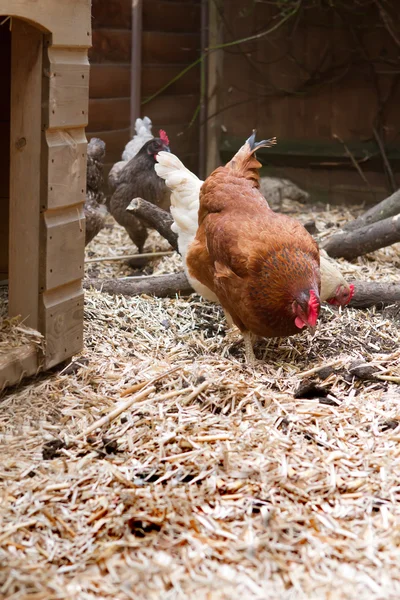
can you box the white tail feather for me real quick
[155,152,218,303]
[155,151,203,260]
[121,116,153,162]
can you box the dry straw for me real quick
[0,201,400,599]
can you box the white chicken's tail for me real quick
[135,116,153,137]
[155,151,203,259]
[121,116,153,162]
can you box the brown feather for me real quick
[186,135,320,340]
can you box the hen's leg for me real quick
[243,331,257,365]
[125,223,150,268]
[223,309,234,330]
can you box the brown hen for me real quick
[186,131,321,363]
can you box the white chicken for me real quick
[155,152,354,307]
[108,116,154,191]
[154,152,218,303]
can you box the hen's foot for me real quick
[243,332,258,365]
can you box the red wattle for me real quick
[295,316,306,329]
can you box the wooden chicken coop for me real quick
[0,0,91,389]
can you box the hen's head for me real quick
[252,245,322,338]
[327,283,355,306]
[292,289,320,333]
[143,130,170,161]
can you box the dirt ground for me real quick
[1,198,400,600]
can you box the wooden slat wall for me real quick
[218,2,400,203]
[0,22,11,278]
[87,0,132,176]
[141,0,201,174]
[87,0,202,178]
[8,15,89,369]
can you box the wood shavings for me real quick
[1,201,400,599]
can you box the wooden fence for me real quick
[215,0,400,203]
[87,0,202,178]
[87,0,132,177]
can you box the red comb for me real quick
[308,289,320,326]
[159,129,169,146]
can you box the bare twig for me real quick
[372,125,397,193]
[77,386,156,439]
[373,0,400,49]
[85,251,173,264]
[333,134,373,196]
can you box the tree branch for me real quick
[349,281,400,308]
[84,272,193,298]
[343,189,400,232]
[126,198,178,251]
[323,213,400,260]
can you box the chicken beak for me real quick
[308,325,316,336]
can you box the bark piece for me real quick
[84,272,193,298]
[348,281,400,308]
[126,197,178,251]
[343,189,400,232]
[323,214,400,260]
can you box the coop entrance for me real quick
[0,17,44,389]
[0,18,10,283]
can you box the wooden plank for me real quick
[131,0,143,132]
[46,129,87,210]
[0,23,10,275]
[46,48,89,129]
[302,15,332,142]
[144,94,199,125]
[2,0,91,48]
[89,64,131,98]
[90,30,131,64]
[217,0,257,139]
[142,64,200,96]
[43,206,85,290]
[40,43,87,366]
[9,20,43,330]
[219,136,400,162]
[0,344,41,391]
[332,71,377,141]
[142,32,200,64]
[206,0,223,175]
[142,0,200,32]
[0,198,8,276]
[0,122,9,198]
[88,97,130,131]
[91,0,132,29]
[0,22,11,118]
[253,2,305,141]
[41,280,84,369]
